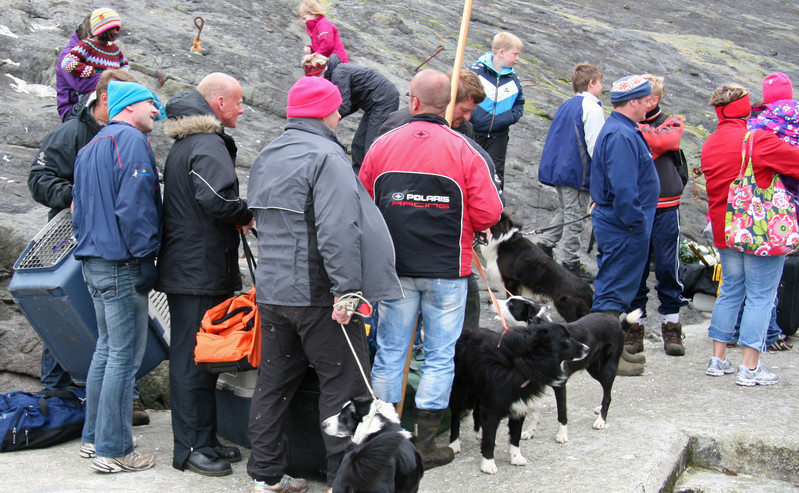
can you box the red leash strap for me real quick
[471,249,511,345]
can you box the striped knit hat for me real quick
[90,8,122,37]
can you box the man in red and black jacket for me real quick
[626,74,690,359]
[359,69,503,470]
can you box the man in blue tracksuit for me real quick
[469,32,525,189]
[72,81,164,472]
[590,75,659,375]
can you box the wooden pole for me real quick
[444,0,475,125]
[396,314,420,418]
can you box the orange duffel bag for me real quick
[194,232,261,373]
[194,287,261,373]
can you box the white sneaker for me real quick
[90,449,154,473]
[80,436,138,459]
[735,362,779,386]
[706,356,735,376]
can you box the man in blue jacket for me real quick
[590,75,659,375]
[469,31,526,189]
[537,63,605,281]
[72,80,164,473]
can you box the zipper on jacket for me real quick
[487,73,500,137]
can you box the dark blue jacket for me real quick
[590,111,659,233]
[469,52,525,138]
[538,95,591,190]
[72,121,162,261]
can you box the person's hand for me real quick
[238,217,256,235]
[331,296,353,325]
[135,257,158,294]
[304,46,312,54]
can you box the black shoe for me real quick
[132,398,150,426]
[537,243,554,257]
[184,451,232,477]
[562,261,595,282]
[214,444,242,463]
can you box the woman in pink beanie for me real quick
[762,72,794,104]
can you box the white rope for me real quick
[334,292,377,400]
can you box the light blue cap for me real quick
[107,81,165,121]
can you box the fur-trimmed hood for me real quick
[164,89,223,140]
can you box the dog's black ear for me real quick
[351,396,373,417]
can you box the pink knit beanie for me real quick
[286,76,342,118]
[762,72,794,103]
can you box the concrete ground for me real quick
[3,317,798,493]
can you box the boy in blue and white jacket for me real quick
[537,64,605,281]
[469,32,525,189]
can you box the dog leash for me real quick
[522,212,591,236]
[471,249,512,343]
[333,292,378,401]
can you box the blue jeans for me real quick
[632,208,689,317]
[708,249,785,353]
[80,258,148,458]
[732,298,783,346]
[371,276,467,410]
[40,346,72,391]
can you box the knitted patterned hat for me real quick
[90,8,122,37]
[609,75,652,103]
[108,81,165,121]
[287,76,342,118]
[762,72,794,104]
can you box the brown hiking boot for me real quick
[624,322,644,354]
[661,321,685,356]
[412,408,454,470]
[621,348,645,364]
[617,355,644,376]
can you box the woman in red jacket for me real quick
[701,83,799,386]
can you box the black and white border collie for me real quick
[447,323,590,474]
[481,212,594,322]
[322,397,423,493]
[501,296,643,444]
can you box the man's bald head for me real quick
[197,72,244,128]
[409,70,451,116]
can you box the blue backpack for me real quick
[0,388,86,452]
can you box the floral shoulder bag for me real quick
[724,130,799,255]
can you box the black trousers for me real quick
[476,133,510,190]
[167,293,229,469]
[246,304,371,486]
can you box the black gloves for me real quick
[135,256,158,294]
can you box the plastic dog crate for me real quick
[215,368,327,480]
[8,210,170,383]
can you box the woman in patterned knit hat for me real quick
[61,8,129,86]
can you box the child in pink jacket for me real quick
[298,1,349,63]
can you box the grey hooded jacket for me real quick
[248,118,403,306]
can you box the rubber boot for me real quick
[624,322,645,354]
[661,322,685,356]
[616,355,644,376]
[412,408,454,470]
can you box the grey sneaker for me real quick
[252,475,308,492]
[80,436,138,459]
[90,449,154,473]
[706,357,735,376]
[735,362,779,386]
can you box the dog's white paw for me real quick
[521,427,536,440]
[509,445,527,466]
[593,416,606,430]
[480,458,498,475]
[448,439,461,454]
[555,423,568,443]
[593,405,601,415]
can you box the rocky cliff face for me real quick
[1,0,798,388]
